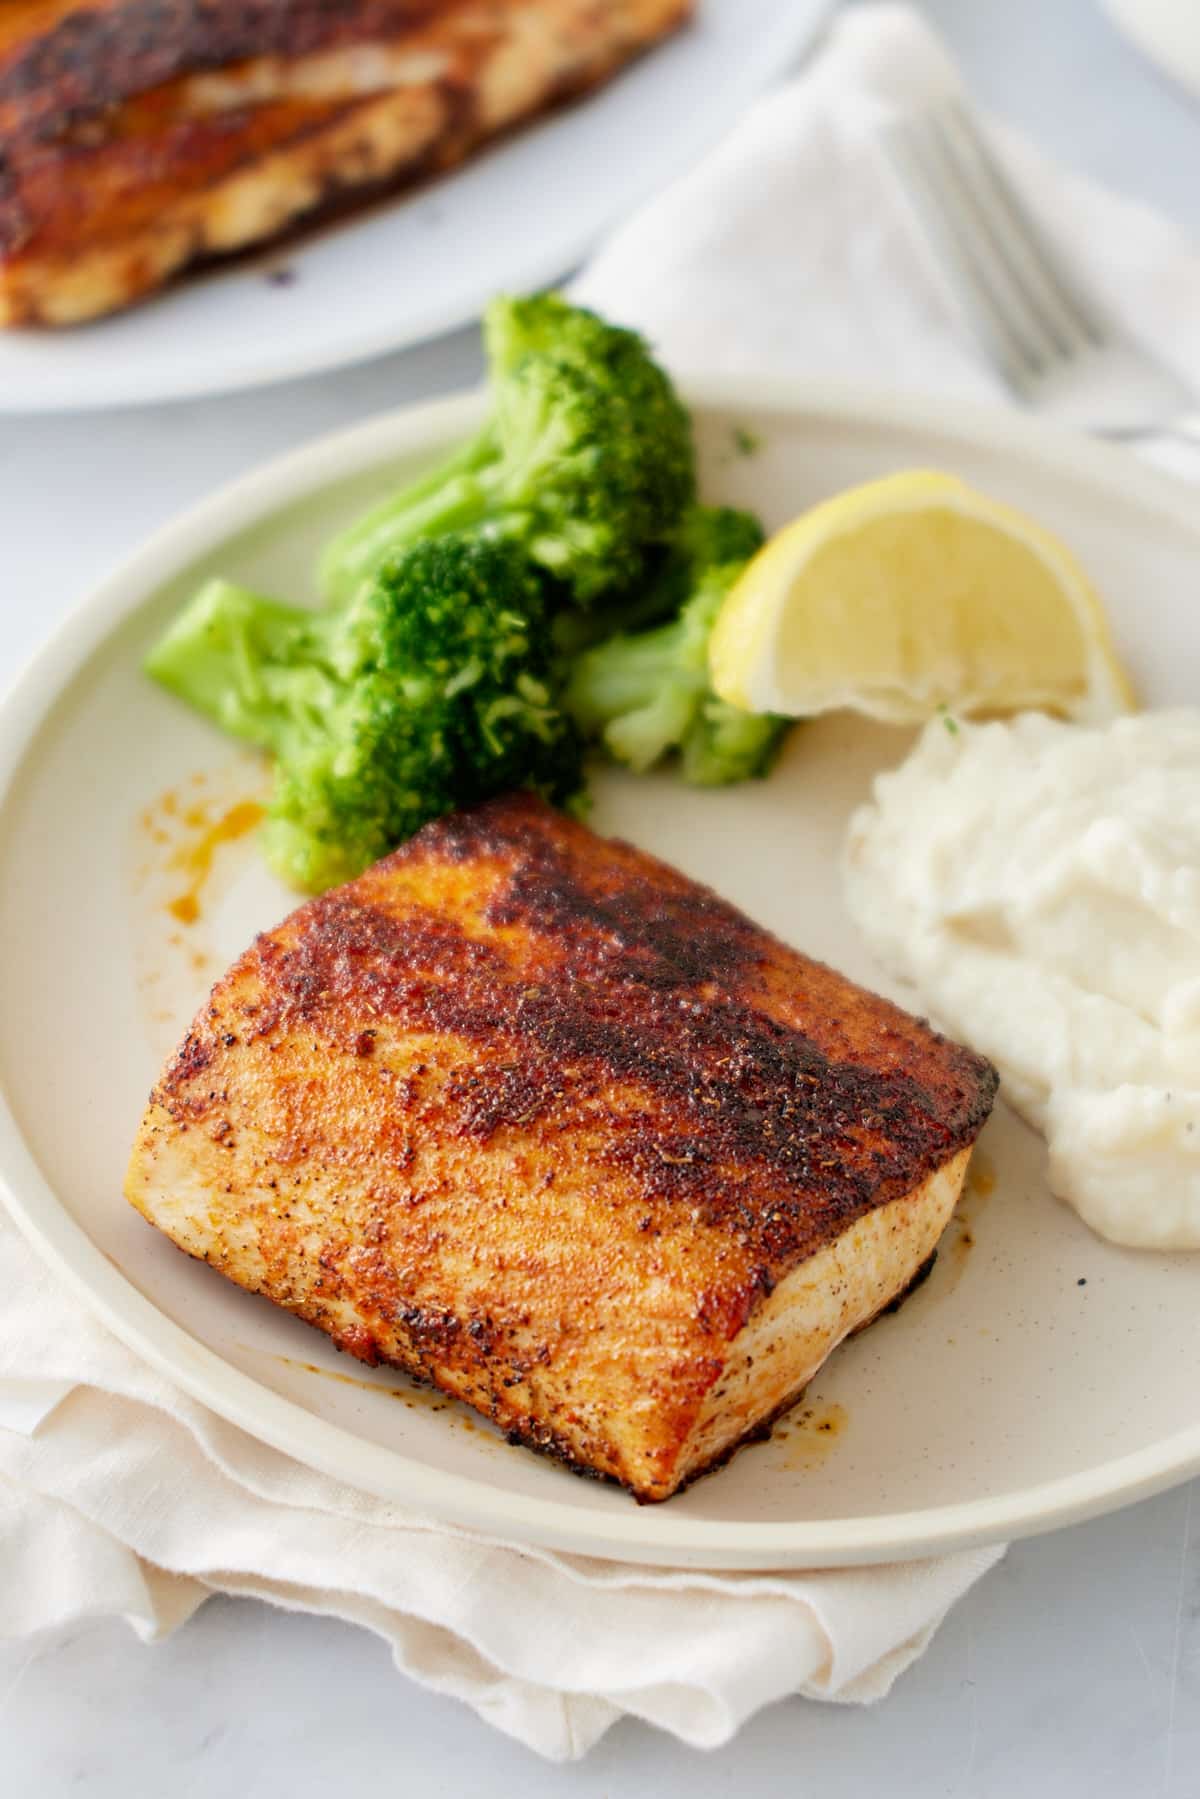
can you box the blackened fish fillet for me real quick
[0,0,693,325]
[126,794,997,1501]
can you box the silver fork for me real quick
[879,96,1200,445]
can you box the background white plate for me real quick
[1,381,1199,1569]
[0,0,827,414]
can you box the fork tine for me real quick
[883,118,1040,394]
[920,110,1080,364]
[880,95,1190,427]
[908,113,1064,371]
[940,99,1106,349]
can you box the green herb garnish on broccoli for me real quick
[146,534,584,892]
[730,425,762,458]
[319,293,696,610]
[565,505,790,785]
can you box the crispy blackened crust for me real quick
[0,0,694,323]
[224,795,996,1273]
[0,2,440,144]
[129,794,996,1500]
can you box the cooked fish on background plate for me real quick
[0,0,692,327]
[127,794,997,1502]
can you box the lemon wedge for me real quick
[708,469,1134,724]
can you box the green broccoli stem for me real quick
[567,622,695,728]
[551,555,684,659]
[318,432,498,606]
[567,580,714,741]
[605,688,703,774]
[319,419,577,610]
[144,578,338,753]
[565,561,790,785]
[680,703,791,786]
[326,477,501,604]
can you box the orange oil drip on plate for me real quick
[967,1151,996,1200]
[271,1353,456,1415]
[776,1399,848,1468]
[165,799,264,924]
[933,1153,996,1299]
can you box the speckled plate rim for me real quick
[1,378,1198,1569]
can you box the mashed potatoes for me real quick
[844,710,1200,1249]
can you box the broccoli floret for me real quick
[675,503,769,568]
[678,692,790,786]
[146,536,584,893]
[320,293,695,609]
[634,504,768,623]
[553,505,768,659]
[565,507,789,785]
[145,580,339,746]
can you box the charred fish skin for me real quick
[0,0,694,326]
[126,794,997,1501]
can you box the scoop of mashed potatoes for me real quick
[843,710,1200,1249]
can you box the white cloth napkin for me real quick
[3,2,1198,1763]
[0,1224,1002,1761]
[577,5,1200,417]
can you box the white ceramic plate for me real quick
[2,381,1199,1569]
[0,0,827,414]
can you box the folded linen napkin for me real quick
[575,6,1200,416]
[3,2,1198,1762]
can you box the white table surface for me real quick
[3,1,1200,1792]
